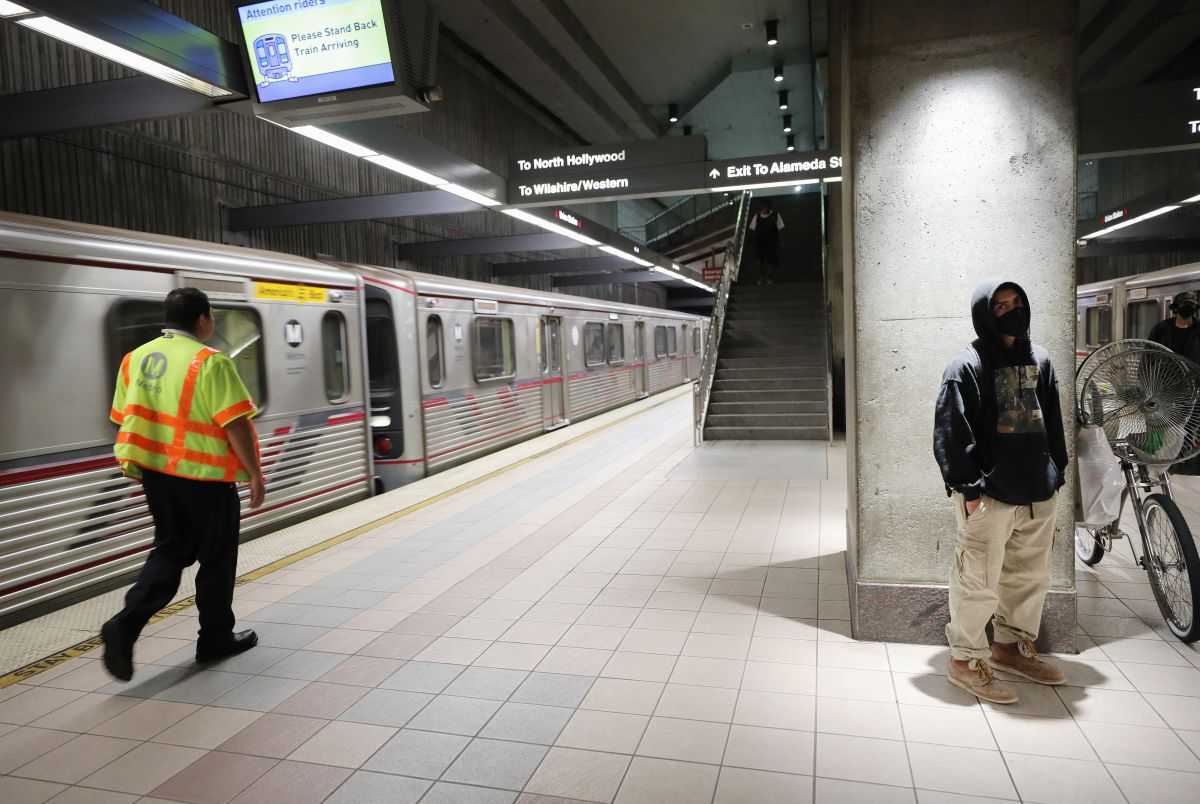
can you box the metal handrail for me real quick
[694,190,752,445]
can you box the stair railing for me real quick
[694,190,752,445]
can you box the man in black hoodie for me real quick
[934,279,1069,704]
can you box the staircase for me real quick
[699,192,830,441]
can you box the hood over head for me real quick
[971,277,1033,363]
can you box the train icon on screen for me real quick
[252,34,298,85]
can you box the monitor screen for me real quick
[237,0,396,104]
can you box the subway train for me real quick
[1076,261,1200,367]
[0,212,705,625]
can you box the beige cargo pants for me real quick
[946,492,1057,661]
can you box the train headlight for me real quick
[373,435,393,456]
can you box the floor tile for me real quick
[815,732,912,788]
[816,697,903,740]
[405,695,503,736]
[273,681,368,719]
[13,733,139,783]
[636,715,728,763]
[148,750,276,803]
[318,656,403,687]
[0,726,76,774]
[79,741,205,795]
[897,704,995,749]
[733,689,815,731]
[480,702,573,744]
[602,651,677,683]
[323,770,430,804]
[1107,763,1200,804]
[580,678,664,716]
[1005,753,1124,804]
[1078,720,1200,771]
[536,647,612,676]
[0,776,65,804]
[0,687,87,725]
[287,720,395,768]
[715,767,814,803]
[748,637,818,665]
[151,707,262,749]
[229,759,351,804]
[986,711,1097,760]
[510,673,594,708]
[655,683,737,722]
[906,742,1015,799]
[475,642,553,670]
[421,782,517,803]
[815,666,895,702]
[261,651,348,681]
[741,661,816,695]
[444,667,529,700]
[523,747,631,802]
[362,727,469,778]
[724,724,815,775]
[210,675,308,712]
[442,737,548,790]
[43,787,137,804]
[669,656,744,688]
[556,708,648,753]
[28,693,140,734]
[378,661,465,694]
[216,713,326,758]
[618,629,687,655]
[615,756,720,803]
[1055,686,1166,727]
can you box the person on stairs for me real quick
[933,278,1069,704]
[748,199,785,284]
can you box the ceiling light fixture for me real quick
[17,15,234,97]
[1183,193,1200,203]
[668,103,679,123]
[1080,205,1179,239]
[782,114,793,133]
[599,245,654,267]
[502,208,600,246]
[778,90,788,110]
[773,63,784,82]
[0,2,31,16]
[765,19,779,46]
[291,125,378,157]
[364,154,446,186]
[786,134,795,151]
[439,183,501,207]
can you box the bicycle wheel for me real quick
[1074,524,1104,566]
[1140,493,1200,642]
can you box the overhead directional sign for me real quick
[507,138,842,206]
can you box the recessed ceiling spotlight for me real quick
[668,102,679,123]
[773,63,784,82]
[782,114,792,133]
[778,90,788,110]
[786,134,795,151]
[765,19,778,46]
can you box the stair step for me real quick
[715,367,825,380]
[709,401,826,415]
[706,413,827,428]
[717,356,825,368]
[703,425,829,441]
[711,378,825,391]
[710,389,826,403]
[719,347,820,358]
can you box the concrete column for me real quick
[844,0,1078,651]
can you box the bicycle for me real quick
[1073,340,1200,643]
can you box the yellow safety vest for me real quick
[111,333,258,482]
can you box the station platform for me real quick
[1,389,1199,804]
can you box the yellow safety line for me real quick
[0,386,690,688]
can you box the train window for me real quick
[654,325,667,357]
[693,326,701,354]
[427,315,444,388]
[1085,306,1112,348]
[607,323,625,364]
[1126,300,1161,340]
[667,326,678,356]
[584,322,606,367]
[474,317,516,381]
[321,312,349,402]
[365,297,399,393]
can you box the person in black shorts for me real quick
[748,199,785,284]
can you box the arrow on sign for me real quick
[708,168,720,179]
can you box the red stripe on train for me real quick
[0,456,118,488]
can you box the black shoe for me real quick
[196,630,258,664]
[101,619,134,682]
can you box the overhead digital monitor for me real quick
[236,0,395,104]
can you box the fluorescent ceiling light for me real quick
[714,177,825,192]
[1182,193,1200,203]
[439,183,501,207]
[823,176,843,183]
[1080,204,1179,240]
[17,16,232,97]
[501,208,599,246]
[364,154,446,186]
[0,2,31,17]
[290,125,377,157]
[652,265,714,293]
[599,245,654,267]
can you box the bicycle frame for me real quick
[1115,460,1174,564]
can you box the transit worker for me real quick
[933,279,1069,704]
[101,287,265,681]
[1147,290,1200,364]
[748,198,785,283]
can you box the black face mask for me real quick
[1177,305,1196,319]
[996,306,1029,338]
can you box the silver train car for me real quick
[1077,261,1200,367]
[0,212,704,624]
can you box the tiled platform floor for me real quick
[2,393,1200,803]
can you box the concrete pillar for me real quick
[844,0,1078,651]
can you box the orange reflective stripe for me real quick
[213,399,256,426]
[122,403,224,440]
[166,347,217,475]
[110,406,124,424]
[116,431,232,470]
[120,353,131,388]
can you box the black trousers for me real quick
[114,469,241,646]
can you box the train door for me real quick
[364,285,403,492]
[540,316,567,429]
[633,321,648,398]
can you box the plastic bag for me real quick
[1076,425,1124,526]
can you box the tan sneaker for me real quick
[948,658,1019,704]
[988,640,1066,685]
